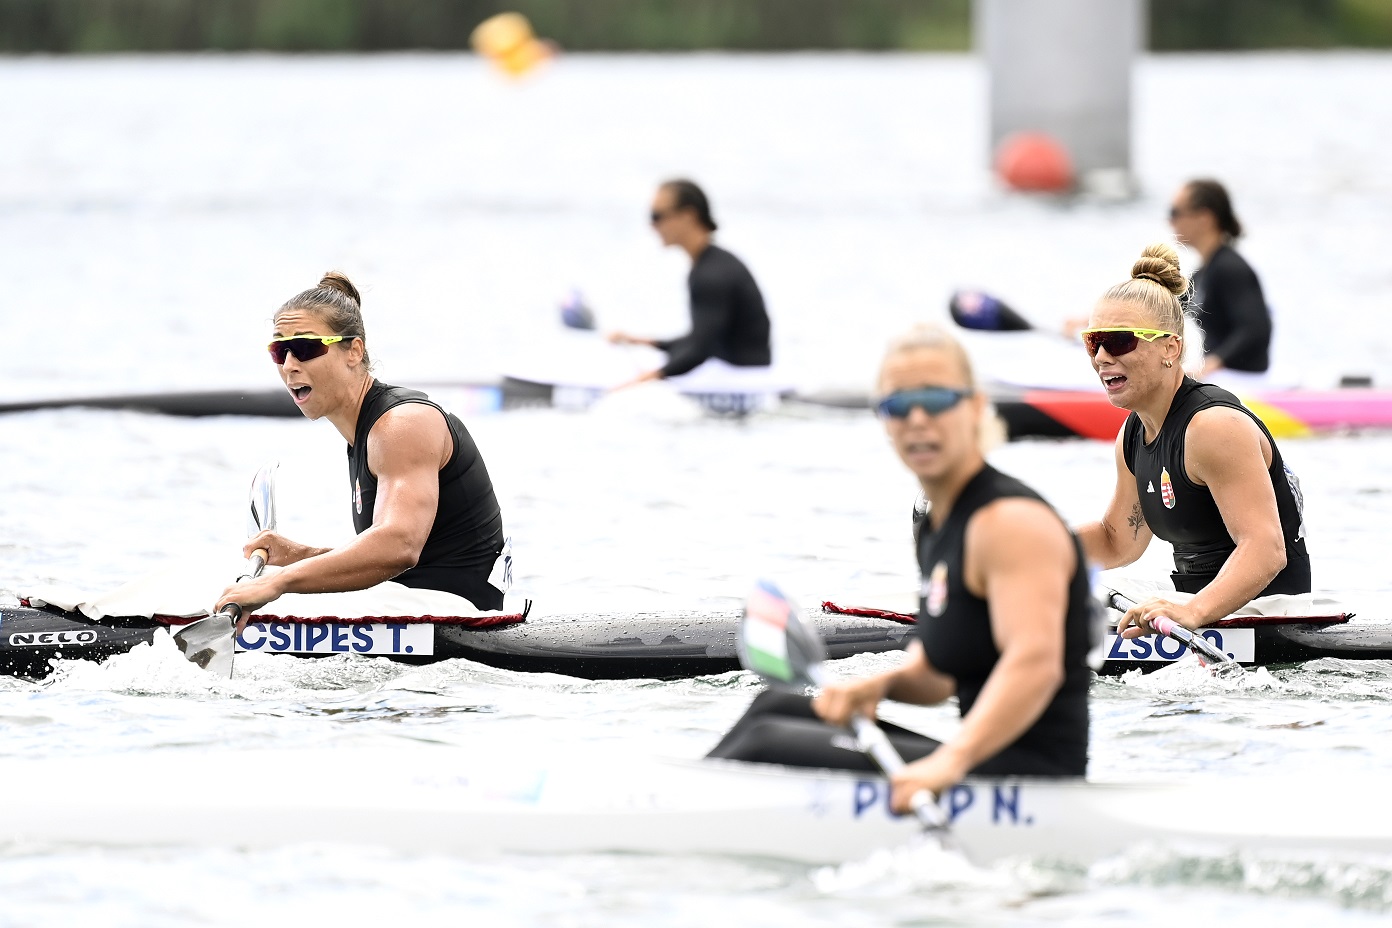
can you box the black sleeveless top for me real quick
[1122,377,1309,596]
[916,465,1091,775]
[348,381,505,610]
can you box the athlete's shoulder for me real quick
[1185,404,1265,461]
[979,465,1046,504]
[699,244,753,275]
[967,495,1074,569]
[1208,244,1260,282]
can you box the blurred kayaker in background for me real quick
[608,179,772,390]
[709,324,1091,810]
[1074,244,1309,639]
[1169,178,1273,381]
[217,273,509,622]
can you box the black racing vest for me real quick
[916,465,1091,775]
[348,381,505,610]
[1122,377,1310,596]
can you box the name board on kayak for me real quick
[853,778,1034,826]
[234,622,434,656]
[8,630,99,648]
[1104,627,1255,663]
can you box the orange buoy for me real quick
[994,132,1074,193]
[470,12,554,77]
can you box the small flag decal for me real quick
[743,582,793,681]
[1160,468,1175,509]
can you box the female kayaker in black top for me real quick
[216,272,507,624]
[1169,179,1272,377]
[608,179,771,388]
[709,324,1091,812]
[1074,244,1309,640]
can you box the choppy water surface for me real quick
[2,52,1392,926]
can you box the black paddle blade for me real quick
[738,580,827,689]
[948,290,1034,332]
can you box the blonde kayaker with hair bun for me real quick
[216,272,509,624]
[710,323,1092,810]
[1075,244,1310,639]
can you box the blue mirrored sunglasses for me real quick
[875,387,974,419]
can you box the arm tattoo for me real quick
[1127,503,1146,540]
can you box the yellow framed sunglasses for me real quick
[267,334,352,365]
[1079,327,1177,358]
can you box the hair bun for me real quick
[1130,244,1188,298]
[318,271,361,305]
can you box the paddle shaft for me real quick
[1108,591,1235,665]
[214,546,269,626]
[806,665,946,830]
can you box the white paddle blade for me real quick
[249,462,279,537]
[175,464,277,675]
[738,580,827,688]
[171,614,235,679]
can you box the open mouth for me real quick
[904,440,942,457]
[1101,374,1128,393]
[290,385,312,404]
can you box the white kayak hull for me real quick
[2,748,1387,865]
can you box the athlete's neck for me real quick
[1134,370,1186,442]
[330,375,375,444]
[922,457,986,531]
[1190,228,1225,263]
[681,230,712,262]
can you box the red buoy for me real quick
[994,132,1074,193]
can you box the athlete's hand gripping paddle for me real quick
[738,580,948,833]
[1108,591,1236,667]
[173,463,278,678]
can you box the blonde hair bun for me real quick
[1130,243,1188,297]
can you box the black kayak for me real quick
[821,601,1389,674]
[0,603,915,681]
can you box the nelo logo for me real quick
[8,630,99,648]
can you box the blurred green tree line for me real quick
[2,0,1390,53]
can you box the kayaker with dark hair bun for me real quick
[1074,244,1309,640]
[608,179,772,388]
[216,272,508,623]
[1169,178,1273,378]
[710,323,1092,811]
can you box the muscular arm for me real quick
[274,404,450,594]
[884,640,956,704]
[813,639,954,726]
[930,499,1072,776]
[1075,431,1152,568]
[1180,408,1286,623]
[656,271,733,377]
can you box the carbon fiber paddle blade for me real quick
[739,580,827,689]
[171,614,235,679]
[249,462,279,536]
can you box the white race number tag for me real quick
[234,622,434,656]
[1104,627,1254,663]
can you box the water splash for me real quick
[1092,844,1392,912]
[810,837,1012,897]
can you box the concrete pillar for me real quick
[977,0,1146,192]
